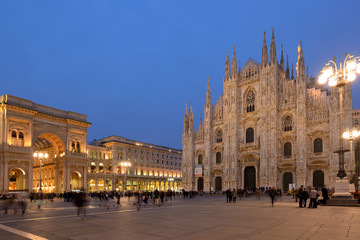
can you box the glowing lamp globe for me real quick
[323,67,333,78]
[346,61,357,72]
[328,76,337,86]
[356,64,360,74]
[348,72,356,82]
[318,74,327,84]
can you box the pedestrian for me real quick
[115,191,121,207]
[309,187,318,208]
[269,187,277,207]
[74,192,87,220]
[298,185,305,208]
[302,187,309,208]
[154,189,160,206]
[321,185,329,205]
[226,189,230,203]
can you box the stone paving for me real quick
[0,195,360,240]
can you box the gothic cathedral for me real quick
[182,29,357,192]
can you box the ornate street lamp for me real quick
[342,128,360,188]
[120,161,132,191]
[33,151,49,193]
[318,53,360,180]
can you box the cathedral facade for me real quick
[182,29,359,192]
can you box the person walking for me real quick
[298,185,305,208]
[74,192,87,220]
[321,185,329,205]
[309,187,318,208]
[154,189,160,207]
[269,187,277,207]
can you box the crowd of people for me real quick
[1,186,360,219]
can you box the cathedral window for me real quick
[246,128,254,143]
[284,142,292,157]
[284,116,292,131]
[245,90,255,113]
[216,152,222,164]
[198,154,203,164]
[216,129,223,143]
[314,138,323,153]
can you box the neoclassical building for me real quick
[0,95,182,193]
[86,136,182,192]
[182,29,359,192]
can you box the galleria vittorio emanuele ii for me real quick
[0,95,182,193]
[182,29,360,193]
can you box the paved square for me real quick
[0,195,359,240]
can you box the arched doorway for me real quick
[283,172,293,192]
[70,171,81,191]
[197,178,204,192]
[97,179,104,191]
[89,179,95,192]
[9,168,26,191]
[105,179,112,191]
[215,176,222,192]
[33,133,66,193]
[244,166,256,189]
[313,170,324,188]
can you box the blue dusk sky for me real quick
[1,0,360,149]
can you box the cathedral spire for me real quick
[280,44,284,70]
[270,27,277,66]
[232,45,237,79]
[206,76,211,107]
[225,48,230,80]
[296,41,305,80]
[189,102,194,132]
[261,31,268,68]
[291,64,294,79]
[286,55,290,79]
[183,104,188,133]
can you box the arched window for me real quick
[11,131,17,138]
[71,141,76,152]
[198,154,203,164]
[216,152,221,164]
[246,128,254,143]
[99,163,104,172]
[76,141,81,153]
[314,138,323,153]
[245,90,255,113]
[216,129,222,143]
[284,116,292,131]
[90,162,96,172]
[19,132,24,139]
[284,142,292,157]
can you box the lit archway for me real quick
[9,168,26,191]
[88,179,95,192]
[70,171,81,190]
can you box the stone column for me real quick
[83,166,87,191]
[3,160,9,192]
[28,160,33,192]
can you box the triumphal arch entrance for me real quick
[0,95,91,193]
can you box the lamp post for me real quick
[318,54,360,181]
[33,151,49,193]
[120,161,132,192]
[342,128,360,188]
